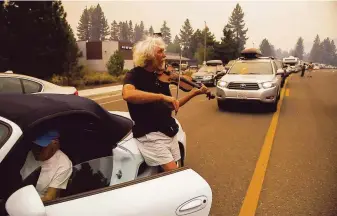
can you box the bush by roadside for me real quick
[51,67,129,89]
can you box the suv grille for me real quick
[228,82,260,90]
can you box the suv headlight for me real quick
[261,81,276,89]
[217,81,228,88]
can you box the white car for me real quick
[0,71,78,95]
[0,93,212,216]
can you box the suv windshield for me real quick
[228,61,273,75]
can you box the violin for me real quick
[155,65,215,100]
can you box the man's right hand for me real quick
[162,95,180,112]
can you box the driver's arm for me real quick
[41,188,59,202]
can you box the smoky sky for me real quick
[63,0,337,53]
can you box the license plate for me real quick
[237,92,247,99]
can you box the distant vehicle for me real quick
[0,71,78,95]
[217,48,284,112]
[206,60,223,66]
[191,65,219,86]
[282,56,301,72]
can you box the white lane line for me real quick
[92,92,122,100]
[94,86,178,103]
[99,99,124,105]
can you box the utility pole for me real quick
[204,21,207,65]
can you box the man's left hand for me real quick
[192,84,209,96]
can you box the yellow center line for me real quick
[238,77,290,216]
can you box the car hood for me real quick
[221,74,275,83]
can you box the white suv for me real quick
[216,49,284,112]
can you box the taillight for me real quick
[74,90,79,96]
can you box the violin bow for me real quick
[175,45,183,115]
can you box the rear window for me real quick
[228,61,273,75]
[0,122,10,149]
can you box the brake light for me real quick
[74,90,79,96]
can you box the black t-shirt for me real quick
[123,67,179,138]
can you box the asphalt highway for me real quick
[92,69,337,216]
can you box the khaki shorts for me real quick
[136,132,181,166]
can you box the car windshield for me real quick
[197,66,217,73]
[0,122,10,149]
[228,61,273,75]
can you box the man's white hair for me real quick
[133,36,166,67]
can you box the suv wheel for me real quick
[218,100,226,110]
[268,101,278,112]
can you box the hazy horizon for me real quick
[62,1,337,53]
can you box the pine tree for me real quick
[128,20,134,42]
[99,11,110,40]
[294,37,304,59]
[76,7,90,41]
[134,23,142,42]
[110,20,119,40]
[310,35,321,62]
[227,3,248,56]
[118,21,129,41]
[179,19,194,58]
[0,1,9,70]
[259,39,274,56]
[215,24,237,63]
[139,21,145,38]
[89,4,109,41]
[3,1,81,80]
[160,21,171,44]
[148,25,154,36]
[166,35,181,53]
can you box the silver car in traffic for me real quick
[216,57,284,112]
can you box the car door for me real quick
[44,167,212,216]
[0,77,24,94]
[6,158,212,216]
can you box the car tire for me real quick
[218,100,227,110]
[268,101,278,112]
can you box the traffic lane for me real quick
[175,92,274,216]
[99,87,274,216]
[256,70,337,215]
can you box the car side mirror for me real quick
[6,185,46,216]
[276,68,284,75]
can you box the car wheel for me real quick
[268,101,278,112]
[218,100,227,110]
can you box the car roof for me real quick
[0,94,128,133]
[236,58,272,63]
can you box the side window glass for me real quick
[0,78,23,93]
[59,156,113,198]
[0,122,10,149]
[22,79,42,94]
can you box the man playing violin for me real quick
[122,36,210,172]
